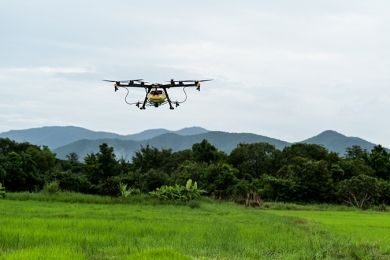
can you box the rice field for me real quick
[0,195,389,259]
[267,209,390,255]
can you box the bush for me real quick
[0,183,5,199]
[41,180,60,195]
[118,182,140,199]
[187,200,201,209]
[149,179,206,201]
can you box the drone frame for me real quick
[103,79,212,110]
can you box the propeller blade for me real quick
[120,79,144,83]
[103,79,144,83]
[169,79,213,83]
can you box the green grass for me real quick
[267,209,390,255]
[0,194,389,259]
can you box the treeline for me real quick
[1,137,389,208]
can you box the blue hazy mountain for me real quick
[0,126,209,149]
[0,126,384,161]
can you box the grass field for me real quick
[1,194,389,259]
[267,210,390,255]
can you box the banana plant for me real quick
[118,182,132,199]
[149,179,206,201]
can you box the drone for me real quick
[102,78,212,110]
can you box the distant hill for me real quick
[53,131,291,161]
[300,130,378,153]
[124,126,208,141]
[0,126,385,160]
[0,126,209,149]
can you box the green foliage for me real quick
[131,144,173,173]
[62,152,83,173]
[0,151,42,191]
[83,153,102,185]
[192,139,226,164]
[96,143,118,178]
[170,160,207,186]
[368,144,390,180]
[82,143,120,186]
[149,179,205,201]
[337,175,386,209]
[2,137,390,206]
[41,180,60,195]
[141,169,169,192]
[0,183,5,198]
[201,162,239,198]
[281,143,330,163]
[118,182,140,199]
[228,142,280,178]
[345,145,369,161]
[44,171,91,193]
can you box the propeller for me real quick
[170,79,213,82]
[103,79,147,91]
[103,79,144,84]
[167,79,213,84]
[103,80,121,91]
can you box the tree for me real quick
[131,145,173,173]
[25,145,56,174]
[170,160,208,186]
[1,151,41,191]
[83,153,103,185]
[0,165,6,185]
[270,159,335,203]
[337,174,385,209]
[96,143,118,178]
[63,152,83,173]
[338,159,375,180]
[141,169,169,192]
[280,143,330,164]
[228,142,280,178]
[261,174,297,202]
[344,145,369,161]
[192,139,226,164]
[201,162,239,198]
[368,145,390,180]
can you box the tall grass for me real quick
[268,209,390,256]
[0,198,388,259]
[6,191,196,206]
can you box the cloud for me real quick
[6,67,95,74]
[1,0,390,148]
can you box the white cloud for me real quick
[1,0,390,147]
[6,67,95,74]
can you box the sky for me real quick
[1,1,390,147]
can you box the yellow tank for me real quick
[147,91,167,103]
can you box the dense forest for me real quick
[0,137,389,208]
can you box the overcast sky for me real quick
[1,1,389,147]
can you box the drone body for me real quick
[103,79,212,110]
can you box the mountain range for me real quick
[0,126,382,161]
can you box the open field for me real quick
[1,195,389,259]
[268,210,390,254]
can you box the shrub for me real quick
[188,200,201,209]
[41,180,60,195]
[149,179,206,201]
[0,183,5,199]
[118,182,140,199]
